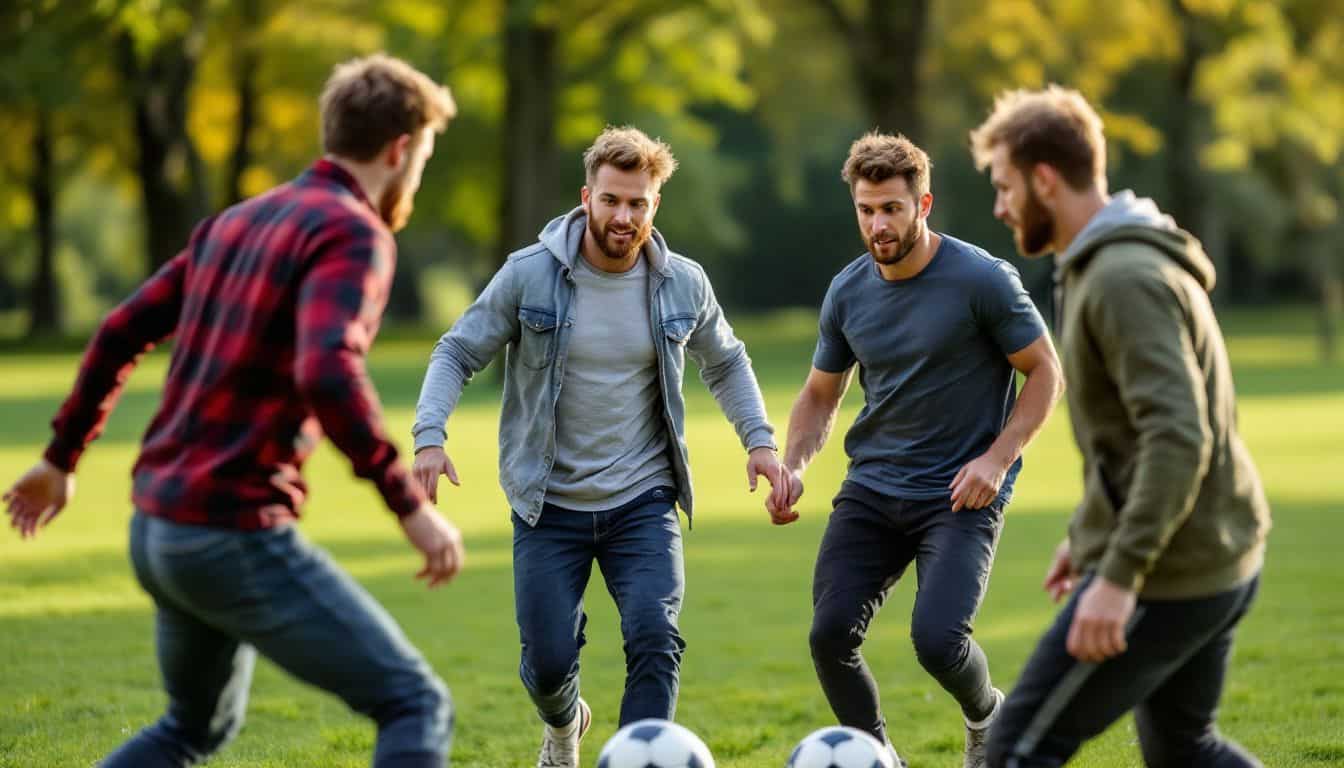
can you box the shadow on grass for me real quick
[2,310,1338,450]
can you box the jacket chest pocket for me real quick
[516,306,559,370]
[660,314,696,353]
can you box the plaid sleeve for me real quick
[294,217,426,518]
[44,230,200,472]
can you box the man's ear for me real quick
[1030,162,1060,200]
[384,133,413,169]
[918,192,934,219]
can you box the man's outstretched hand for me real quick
[5,459,74,539]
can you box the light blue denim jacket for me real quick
[413,208,776,526]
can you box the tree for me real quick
[0,2,105,336]
[115,0,211,272]
[811,0,931,140]
[486,0,772,276]
[1197,0,1344,358]
[224,0,264,206]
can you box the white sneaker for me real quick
[963,687,1004,768]
[537,698,592,768]
[885,741,909,767]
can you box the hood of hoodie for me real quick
[536,206,672,275]
[1056,190,1216,293]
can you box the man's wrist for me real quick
[987,441,1018,470]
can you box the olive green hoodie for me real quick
[1056,191,1270,600]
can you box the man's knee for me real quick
[621,610,686,662]
[910,620,969,674]
[422,674,452,741]
[521,640,580,695]
[809,607,864,663]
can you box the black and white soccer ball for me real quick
[786,726,894,768]
[597,718,715,768]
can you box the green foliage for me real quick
[2,0,1343,338]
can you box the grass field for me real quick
[2,307,1342,767]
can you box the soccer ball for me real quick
[597,718,716,768]
[786,726,894,768]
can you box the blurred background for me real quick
[1,0,1342,351]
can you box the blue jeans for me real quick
[512,487,686,728]
[103,512,451,768]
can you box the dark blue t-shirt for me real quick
[813,234,1047,503]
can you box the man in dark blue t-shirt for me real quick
[772,133,1063,768]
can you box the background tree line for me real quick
[1,0,1341,357]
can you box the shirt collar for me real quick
[307,158,375,212]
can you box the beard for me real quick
[868,217,923,266]
[379,168,415,233]
[1013,181,1055,256]
[587,213,653,262]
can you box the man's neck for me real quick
[876,229,942,282]
[324,154,387,207]
[1051,186,1110,255]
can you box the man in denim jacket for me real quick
[412,126,789,768]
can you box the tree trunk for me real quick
[226,0,260,206]
[1166,0,1221,300]
[118,8,210,275]
[854,0,928,140]
[813,0,928,140]
[497,1,559,271]
[27,106,59,337]
[487,1,559,377]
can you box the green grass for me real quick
[2,306,1342,767]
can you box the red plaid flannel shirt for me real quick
[43,160,426,528]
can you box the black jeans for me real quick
[810,481,1005,745]
[987,574,1262,768]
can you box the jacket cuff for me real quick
[1098,547,1147,593]
[412,426,447,454]
[382,471,426,519]
[43,438,82,473]
[743,425,777,454]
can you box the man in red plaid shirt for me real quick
[4,54,463,768]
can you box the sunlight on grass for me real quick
[1,307,1340,767]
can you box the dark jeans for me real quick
[512,486,685,728]
[810,481,1005,745]
[987,574,1262,768]
[103,512,451,768]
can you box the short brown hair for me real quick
[969,85,1105,190]
[841,132,932,198]
[583,126,678,186]
[320,53,456,161]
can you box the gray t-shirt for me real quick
[813,234,1047,502]
[546,255,676,510]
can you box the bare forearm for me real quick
[988,362,1063,465]
[784,390,841,473]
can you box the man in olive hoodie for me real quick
[970,85,1271,767]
